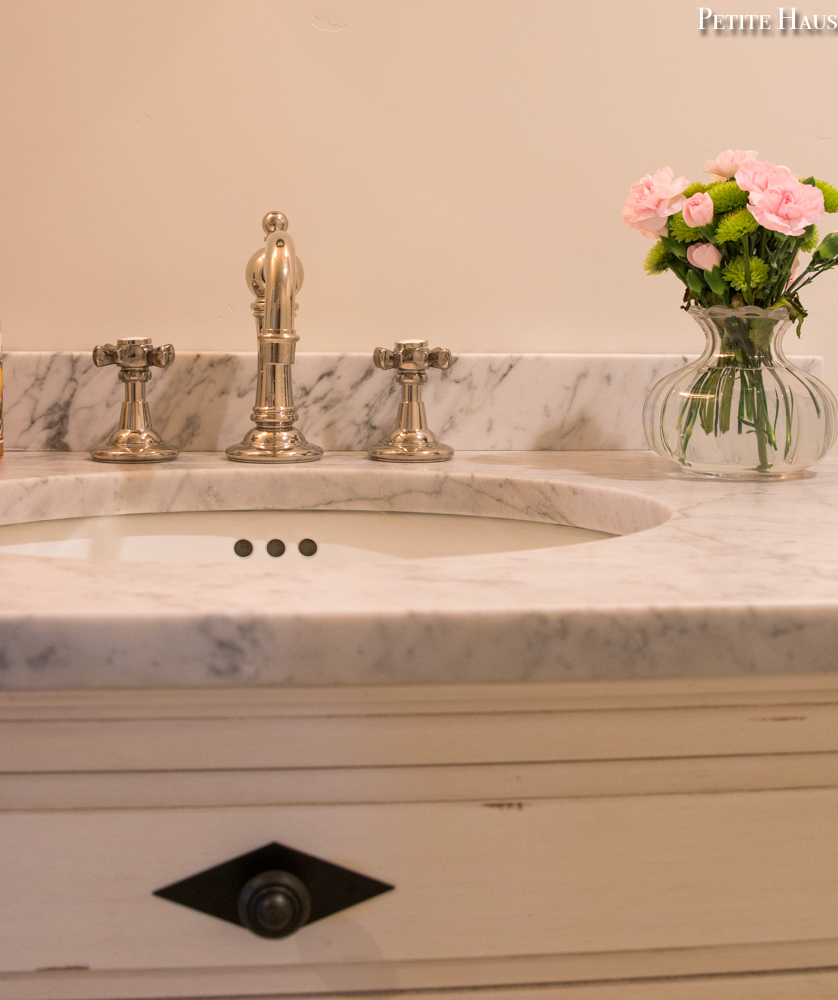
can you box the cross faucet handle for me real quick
[373,340,451,373]
[368,340,454,463]
[89,337,178,463]
[372,347,396,371]
[92,338,175,370]
[149,344,176,368]
[427,347,452,370]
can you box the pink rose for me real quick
[748,178,824,237]
[735,160,796,194]
[687,242,722,270]
[682,192,714,228]
[622,167,689,236]
[704,150,759,179]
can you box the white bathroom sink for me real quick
[0,509,614,565]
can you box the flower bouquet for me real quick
[624,150,838,478]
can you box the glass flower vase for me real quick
[643,306,838,479]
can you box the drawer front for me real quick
[3,788,838,974]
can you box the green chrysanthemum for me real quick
[668,211,703,243]
[644,241,670,275]
[707,180,749,213]
[815,179,838,213]
[714,209,759,244]
[723,255,770,291]
[683,181,709,198]
[800,225,819,253]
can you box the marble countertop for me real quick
[0,450,835,690]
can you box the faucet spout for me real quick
[261,212,301,343]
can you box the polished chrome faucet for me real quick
[226,212,323,463]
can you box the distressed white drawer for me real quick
[3,788,838,987]
[6,681,838,999]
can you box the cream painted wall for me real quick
[1,0,837,371]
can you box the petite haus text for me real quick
[699,8,838,28]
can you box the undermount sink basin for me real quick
[0,509,614,565]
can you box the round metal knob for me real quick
[262,212,289,235]
[237,870,311,939]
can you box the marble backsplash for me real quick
[3,351,824,452]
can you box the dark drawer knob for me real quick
[237,870,311,938]
[154,841,394,935]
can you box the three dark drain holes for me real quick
[234,538,317,558]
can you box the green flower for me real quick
[714,209,758,244]
[644,241,670,275]
[668,211,703,243]
[707,180,749,213]
[800,225,819,253]
[683,181,709,198]
[723,255,770,291]
[815,179,838,213]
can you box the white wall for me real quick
[1,0,837,370]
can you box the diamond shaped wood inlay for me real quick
[153,841,394,933]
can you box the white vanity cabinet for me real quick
[4,676,838,999]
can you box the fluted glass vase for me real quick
[643,306,838,479]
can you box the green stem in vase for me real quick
[719,369,735,434]
[766,366,794,459]
[676,366,715,456]
[675,311,787,470]
[749,367,775,470]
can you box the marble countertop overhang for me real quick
[0,450,835,690]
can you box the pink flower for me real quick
[748,178,824,237]
[687,242,722,270]
[704,150,759,179]
[682,192,714,228]
[622,167,689,236]
[735,160,797,194]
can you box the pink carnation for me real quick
[622,167,689,238]
[735,160,797,194]
[682,192,714,228]
[687,242,722,271]
[748,178,824,237]
[704,150,758,179]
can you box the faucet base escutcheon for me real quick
[91,433,179,464]
[368,423,454,463]
[225,428,323,464]
[368,446,454,463]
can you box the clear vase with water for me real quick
[643,305,838,479]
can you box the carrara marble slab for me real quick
[0,450,836,689]
[2,351,824,453]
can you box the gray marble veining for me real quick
[3,351,824,453]
[0,450,837,689]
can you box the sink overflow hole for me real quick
[236,539,315,557]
